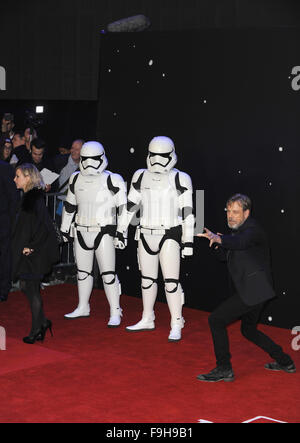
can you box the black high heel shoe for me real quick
[23,330,43,344]
[39,319,53,341]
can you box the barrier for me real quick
[44,192,75,272]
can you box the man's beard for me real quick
[228,220,244,230]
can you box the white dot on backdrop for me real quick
[203,99,207,104]
[279,147,284,152]
[149,60,153,66]
[108,68,111,73]
[282,291,286,295]
[130,148,135,154]
[281,209,285,213]
[113,112,117,117]
[269,182,272,186]
[238,170,242,174]
[136,80,140,84]
[162,73,166,77]
[126,266,130,270]
[268,316,273,322]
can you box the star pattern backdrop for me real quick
[97,30,300,329]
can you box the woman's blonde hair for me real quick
[16,163,45,192]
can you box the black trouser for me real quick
[20,280,46,334]
[208,294,293,369]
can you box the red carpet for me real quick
[0,284,299,423]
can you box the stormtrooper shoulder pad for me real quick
[174,170,193,194]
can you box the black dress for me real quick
[11,187,59,336]
[11,188,59,281]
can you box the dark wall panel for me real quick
[97,30,300,329]
[0,0,100,100]
[1,1,300,100]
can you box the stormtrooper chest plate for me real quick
[140,171,179,229]
[75,174,115,226]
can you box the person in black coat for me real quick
[12,163,60,344]
[0,161,19,301]
[196,193,295,382]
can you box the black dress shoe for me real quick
[264,362,296,373]
[197,367,235,382]
[38,319,53,341]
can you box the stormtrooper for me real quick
[116,136,194,341]
[61,141,127,327]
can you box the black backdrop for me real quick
[1,0,300,99]
[96,30,300,329]
[1,9,299,328]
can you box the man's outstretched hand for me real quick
[197,227,222,248]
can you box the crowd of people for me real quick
[0,112,84,194]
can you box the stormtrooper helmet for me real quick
[146,136,177,173]
[79,141,108,176]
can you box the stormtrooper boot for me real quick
[168,318,185,342]
[105,275,123,328]
[166,284,185,342]
[126,311,155,332]
[126,283,157,332]
[107,308,123,328]
[64,274,92,319]
[64,304,90,319]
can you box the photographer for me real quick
[24,127,38,152]
[1,112,15,143]
[0,138,13,163]
[29,138,56,192]
[12,130,31,165]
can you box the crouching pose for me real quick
[116,136,194,341]
[61,141,127,327]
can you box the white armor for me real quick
[61,141,127,326]
[117,136,194,341]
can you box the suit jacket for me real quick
[219,217,276,306]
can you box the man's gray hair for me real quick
[226,193,252,212]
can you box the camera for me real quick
[3,112,14,122]
[25,109,44,128]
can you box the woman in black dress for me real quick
[12,163,59,344]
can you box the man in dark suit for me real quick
[197,194,295,382]
[0,161,19,301]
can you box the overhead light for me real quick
[106,15,151,33]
